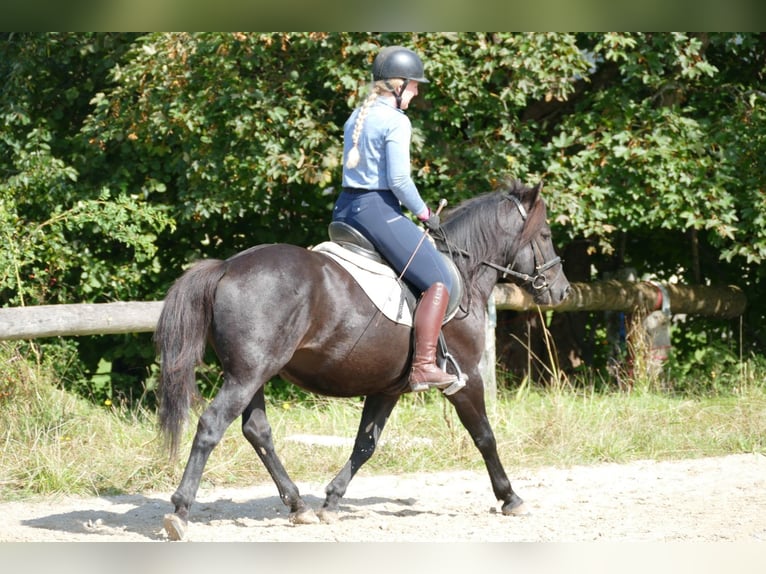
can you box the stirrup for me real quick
[438,374,468,395]
[409,375,457,393]
[437,334,467,396]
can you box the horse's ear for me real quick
[530,181,543,204]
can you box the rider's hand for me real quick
[418,207,440,232]
[424,212,441,232]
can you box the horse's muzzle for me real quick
[533,278,571,306]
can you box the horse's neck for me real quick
[485,269,505,299]
[468,263,503,312]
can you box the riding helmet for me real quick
[372,46,430,83]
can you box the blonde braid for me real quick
[345,89,379,169]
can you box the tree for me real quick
[2,32,765,399]
[1,33,172,307]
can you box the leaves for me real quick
[3,32,765,296]
[2,32,766,391]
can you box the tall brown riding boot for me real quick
[409,282,459,392]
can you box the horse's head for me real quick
[499,181,571,306]
[439,180,571,307]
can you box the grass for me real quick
[487,387,765,467]
[1,341,764,501]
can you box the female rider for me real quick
[332,45,457,392]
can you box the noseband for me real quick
[482,251,561,291]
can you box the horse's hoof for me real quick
[501,497,529,516]
[163,513,187,541]
[289,508,320,525]
[317,508,339,524]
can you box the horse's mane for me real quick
[438,178,547,298]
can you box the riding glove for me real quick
[424,213,441,232]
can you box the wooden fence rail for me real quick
[493,281,746,318]
[0,301,164,340]
[0,281,745,341]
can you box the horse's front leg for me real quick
[319,393,400,521]
[241,388,318,524]
[447,374,526,515]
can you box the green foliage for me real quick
[1,183,173,306]
[666,326,763,396]
[1,33,173,306]
[2,32,766,404]
[80,32,350,262]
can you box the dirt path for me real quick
[1,453,764,542]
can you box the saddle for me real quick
[322,221,463,325]
[313,222,468,395]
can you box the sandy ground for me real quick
[0,453,764,543]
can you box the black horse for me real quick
[154,179,571,540]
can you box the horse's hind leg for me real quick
[241,388,318,524]
[163,380,256,541]
[319,393,400,521]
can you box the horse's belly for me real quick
[280,347,409,397]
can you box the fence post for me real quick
[479,292,498,406]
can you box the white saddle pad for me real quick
[310,241,414,326]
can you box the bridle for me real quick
[487,194,562,292]
[480,251,561,292]
[442,194,562,293]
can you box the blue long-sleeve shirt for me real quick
[341,98,428,217]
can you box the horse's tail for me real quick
[154,258,227,458]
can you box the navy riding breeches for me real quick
[332,189,454,296]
